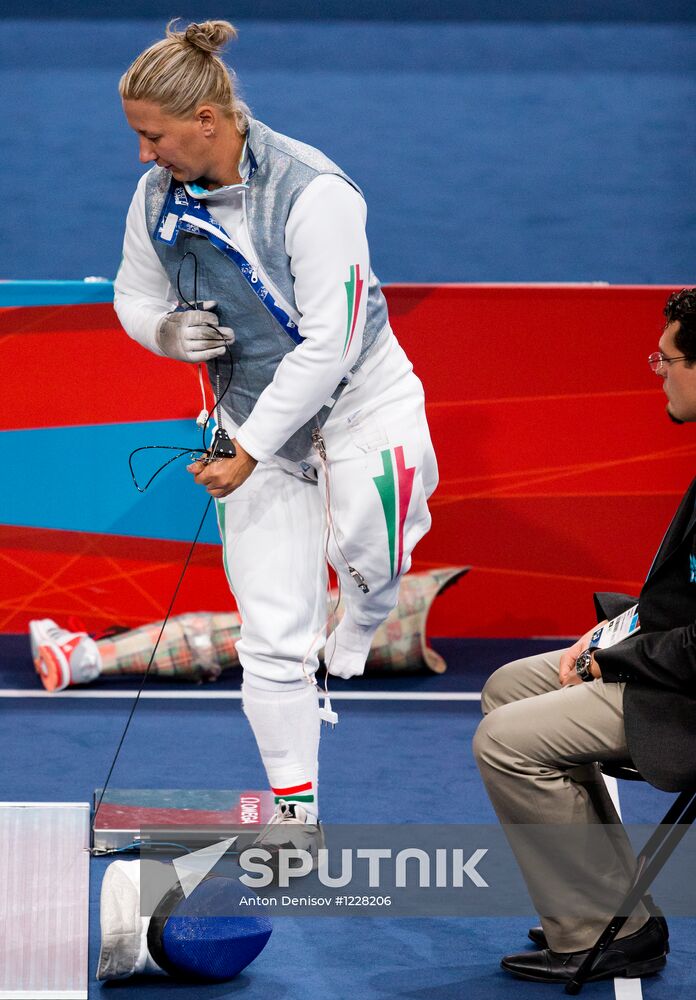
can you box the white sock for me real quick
[241,677,320,821]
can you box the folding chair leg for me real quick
[565,789,696,995]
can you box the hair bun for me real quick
[174,19,238,55]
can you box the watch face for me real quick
[576,651,592,680]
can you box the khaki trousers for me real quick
[472,649,650,952]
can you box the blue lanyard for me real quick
[154,175,303,346]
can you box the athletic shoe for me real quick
[29,618,101,692]
[253,801,324,877]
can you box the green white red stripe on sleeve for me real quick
[342,263,364,360]
[372,445,416,579]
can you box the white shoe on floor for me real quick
[29,618,101,692]
[253,801,324,871]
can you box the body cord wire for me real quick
[91,495,213,844]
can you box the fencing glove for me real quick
[156,301,235,363]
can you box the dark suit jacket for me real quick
[594,477,696,792]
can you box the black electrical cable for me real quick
[91,495,213,845]
[201,340,234,455]
[176,250,235,454]
[127,250,235,492]
[128,445,205,493]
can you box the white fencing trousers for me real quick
[215,330,438,687]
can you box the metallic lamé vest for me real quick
[144,118,389,463]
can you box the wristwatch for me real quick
[575,649,595,682]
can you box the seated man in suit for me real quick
[473,287,696,984]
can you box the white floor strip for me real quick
[614,980,643,1000]
[0,992,86,999]
[0,688,482,701]
[0,803,90,1000]
[602,774,644,1000]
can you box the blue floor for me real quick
[2,636,694,998]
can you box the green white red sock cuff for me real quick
[272,781,315,805]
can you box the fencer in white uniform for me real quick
[115,19,438,837]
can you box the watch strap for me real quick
[575,650,594,682]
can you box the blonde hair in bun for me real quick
[180,19,236,53]
[119,19,250,130]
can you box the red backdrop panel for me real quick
[1,284,691,637]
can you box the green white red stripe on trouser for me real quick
[216,331,438,821]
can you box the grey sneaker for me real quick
[253,801,324,877]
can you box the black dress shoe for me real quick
[528,912,669,951]
[527,925,546,946]
[503,916,667,983]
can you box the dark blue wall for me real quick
[3,19,695,284]
[3,2,696,20]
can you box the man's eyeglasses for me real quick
[648,351,690,374]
